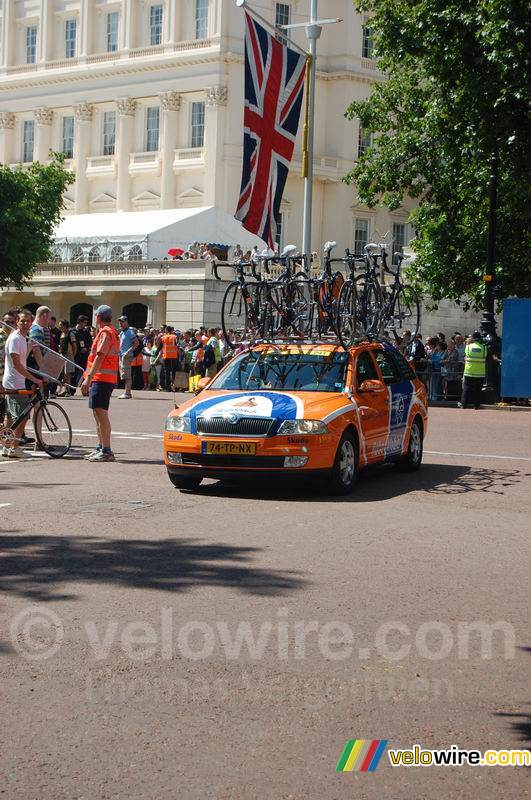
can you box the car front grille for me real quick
[196,416,275,437]
[181,454,285,468]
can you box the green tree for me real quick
[0,157,74,289]
[344,0,531,308]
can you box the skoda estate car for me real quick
[164,341,428,495]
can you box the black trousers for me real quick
[461,376,484,408]
[163,359,178,390]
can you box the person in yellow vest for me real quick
[81,305,120,461]
[458,331,487,409]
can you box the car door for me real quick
[372,347,414,460]
[352,348,390,464]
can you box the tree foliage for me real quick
[0,156,74,290]
[344,0,531,308]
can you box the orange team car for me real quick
[164,341,428,495]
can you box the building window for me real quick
[191,101,205,148]
[65,19,77,59]
[62,116,74,158]
[103,111,116,155]
[354,218,370,256]
[150,5,163,45]
[275,3,291,31]
[129,244,143,261]
[146,107,160,152]
[71,246,84,262]
[392,222,407,265]
[107,11,119,52]
[362,22,374,59]
[23,120,34,162]
[110,245,125,261]
[195,0,208,40]
[26,26,37,64]
[358,125,372,157]
[88,246,101,262]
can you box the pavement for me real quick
[1,391,530,799]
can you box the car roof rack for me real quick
[247,334,384,348]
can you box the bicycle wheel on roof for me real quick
[389,284,420,340]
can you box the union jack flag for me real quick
[235,12,307,248]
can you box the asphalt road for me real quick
[1,392,530,799]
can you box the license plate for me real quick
[202,441,256,455]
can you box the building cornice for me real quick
[0,46,384,97]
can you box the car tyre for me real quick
[330,431,358,495]
[169,474,203,490]
[397,417,423,471]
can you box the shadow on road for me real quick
[189,463,524,503]
[0,534,308,602]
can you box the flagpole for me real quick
[301,0,319,264]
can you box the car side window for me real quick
[356,350,379,389]
[386,347,417,380]
[373,350,401,386]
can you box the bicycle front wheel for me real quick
[221,281,261,349]
[33,401,72,458]
[336,280,359,349]
[390,285,420,340]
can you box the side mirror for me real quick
[196,377,212,393]
[359,379,386,393]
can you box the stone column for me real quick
[0,112,16,165]
[34,107,53,163]
[39,0,53,63]
[1,0,15,69]
[73,102,93,214]
[204,86,228,207]
[116,98,136,212]
[122,0,135,53]
[159,91,181,209]
[80,0,93,58]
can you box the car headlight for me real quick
[278,419,329,435]
[165,415,192,432]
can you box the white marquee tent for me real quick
[52,206,267,262]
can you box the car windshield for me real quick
[208,350,348,392]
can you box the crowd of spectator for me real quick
[395,330,470,401]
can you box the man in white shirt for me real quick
[2,309,43,458]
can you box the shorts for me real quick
[89,381,114,411]
[5,393,32,420]
[119,354,133,380]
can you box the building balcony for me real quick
[173,147,205,171]
[86,155,116,177]
[129,152,161,176]
[290,152,341,181]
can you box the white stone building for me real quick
[0,0,483,332]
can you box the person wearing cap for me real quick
[117,315,139,399]
[81,305,120,462]
[458,331,487,409]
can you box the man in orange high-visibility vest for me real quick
[81,305,120,462]
[157,326,180,391]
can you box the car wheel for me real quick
[169,474,203,490]
[397,417,423,471]
[330,432,358,495]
